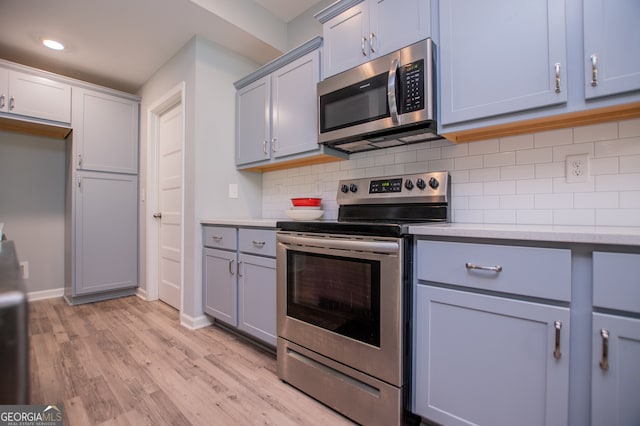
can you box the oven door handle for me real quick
[277,234,399,254]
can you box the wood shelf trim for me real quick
[442,102,640,143]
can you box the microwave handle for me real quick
[387,58,400,124]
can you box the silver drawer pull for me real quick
[590,54,599,87]
[465,262,502,273]
[599,329,609,370]
[554,63,562,93]
[211,236,223,242]
[228,259,235,275]
[252,240,266,247]
[553,321,562,360]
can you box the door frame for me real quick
[145,82,186,310]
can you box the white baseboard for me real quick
[180,313,212,330]
[136,287,149,300]
[28,288,65,302]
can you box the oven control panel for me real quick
[337,171,450,205]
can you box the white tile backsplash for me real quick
[262,118,640,227]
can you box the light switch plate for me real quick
[228,183,239,198]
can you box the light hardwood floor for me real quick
[29,296,355,426]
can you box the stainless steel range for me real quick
[276,171,450,426]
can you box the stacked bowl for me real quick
[285,198,323,220]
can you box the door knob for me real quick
[153,212,162,219]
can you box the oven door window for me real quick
[319,72,389,133]
[286,250,380,347]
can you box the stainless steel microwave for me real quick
[318,38,440,153]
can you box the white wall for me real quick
[286,0,333,51]
[138,36,261,320]
[0,130,66,293]
[262,119,640,227]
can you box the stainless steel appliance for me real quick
[276,171,450,426]
[0,240,29,404]
[317,38,440,153]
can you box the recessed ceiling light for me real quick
[42,39,65,51]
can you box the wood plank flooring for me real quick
[29,296,355,426]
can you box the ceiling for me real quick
[0,0,325,94]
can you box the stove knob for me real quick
[416,178,426,190]
[349,183,358,193]
[341,184,349,193]
[428,177,440,189]
[404,179,414,190]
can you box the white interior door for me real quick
[157,102,183,309]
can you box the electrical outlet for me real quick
[566,154,590,183]
[19,261,29,279]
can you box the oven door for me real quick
[276,231,404,387]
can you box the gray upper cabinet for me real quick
[236,49,320,165]
[236,76,270,165]
[271,51,320,159]
[235,37,346,171]
[0,66,71,123]
[439,0,567,126]
[72,87,139,174]
[73,172,138,296]
[584,0,640,99]
[318,0,432,78]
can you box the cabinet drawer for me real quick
[416,240,571,301]
[239,228,276,257]
[203,226,236,250]
[593,252,640,314]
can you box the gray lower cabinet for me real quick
[413,240,571,425]
[203,225,276,346]
[237,253,276,345]
[70,171,138,298]
[591,252,640,425]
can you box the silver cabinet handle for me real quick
[0,94,5,109]
[228,259,235,275]
[369,33,376,53]
[237,260,243,277]
[465,262,502,273]
[9,96,15,110]
[271,138,277,152]
[387,58,400,125]
[590,54,598,87]
[77,176,82,188]
[252,240,266,247]
[153,212,162,219]
[361,36,367,56]
[78,154,83,168]
[211,235,223,242]
[554,63,562,93]
[263,140,268,155]
[553,321,562,360]
[599,329,609,370]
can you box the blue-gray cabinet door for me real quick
[74,172,138,295]
[272,50,320,159]
[592,313,640,426]
[584,0,640,99]
[72,88,139,174]
[203,247,237,326]
[321,1,370,78]
[439,0,567,125]
[414,285,570,426]
[235,75,271,165]
[237,253,276,346]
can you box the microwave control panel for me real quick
[398,59,425,114]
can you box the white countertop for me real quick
[409,223,640,246]
[201,218,280,228]
[202,219,640,246]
